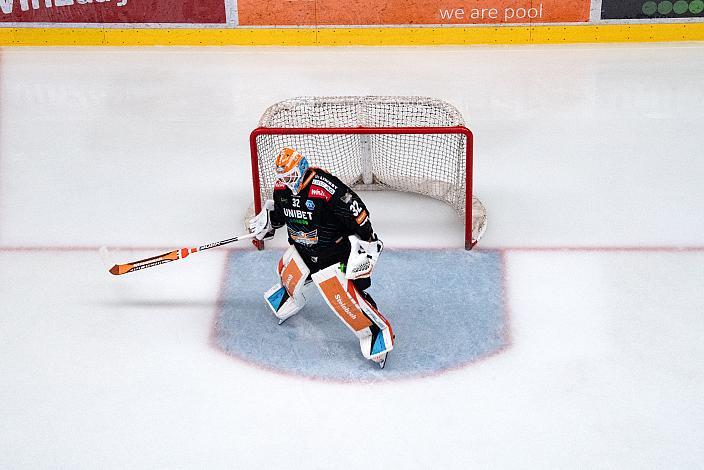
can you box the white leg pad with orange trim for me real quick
[264,246,311,324]
[311,263,394,362]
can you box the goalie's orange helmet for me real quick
[275,147,309,194]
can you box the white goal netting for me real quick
[250,96,486,247]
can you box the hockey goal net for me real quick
[249,96,487,250]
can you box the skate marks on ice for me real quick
[214,249,508,382]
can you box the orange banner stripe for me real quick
[238,0,590,26]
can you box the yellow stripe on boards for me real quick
[1,23,704,46]
[528,23,704,43]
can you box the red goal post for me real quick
[248,97,487,250]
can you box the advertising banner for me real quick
[0,0,227,23]
[602,0,704,19]
[237,0,590,26]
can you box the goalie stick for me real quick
[101,232,256,276]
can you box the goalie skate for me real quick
[373,352,388,369]
[361,324,394,369]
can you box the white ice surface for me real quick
[1,44,704,469]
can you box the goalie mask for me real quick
[275,147,309,194]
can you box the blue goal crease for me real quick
[215,249,507,382]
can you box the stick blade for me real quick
[109,264,134,276]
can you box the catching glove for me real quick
[345,234,383,280]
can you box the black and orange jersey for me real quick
[270,167,374,263]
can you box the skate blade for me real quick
[373,353,388,369]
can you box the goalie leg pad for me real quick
[265,283,307,324]
[278,245,310,296]
[350,283,394,361]
[312,263,393,361]
[264,246,311,323]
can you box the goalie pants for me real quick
[294,245,376,308]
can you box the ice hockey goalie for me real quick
[248,147,394,368]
